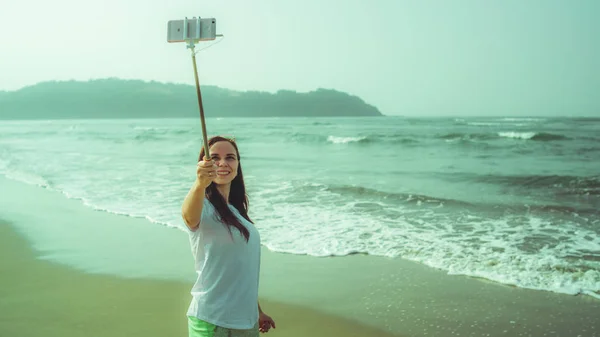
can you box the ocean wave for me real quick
[497,118,547,122]
[467,122,530,127]
[577,147,600,154]
[323,184,473,208]
[498,132,570,141]
[324,183,598,216]
[467,122,501,126]
[438,132,496,141]
[438,131,571,142]
[290,130,575,146]
[456,117,545,126]
[571,117,600,122]
[327,136,370,144]
[289,132,419,145]
[525,204,600,217]
[474,174,600,190]
[1,171,184,232]
[254,181,600,299]
[497,131,536,139]
[461,174,600,203]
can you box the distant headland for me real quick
[0,78,382,119]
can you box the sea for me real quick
[0,116,598,299]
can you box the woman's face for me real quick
[209,141,239,185]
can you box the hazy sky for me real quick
[1,0,599,116]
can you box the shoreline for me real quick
[1,175,600,336]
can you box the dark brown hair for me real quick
[199,136,252,241]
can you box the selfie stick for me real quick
[187,39,211,159]
[173,17,222,159]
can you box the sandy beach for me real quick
[0,220,401,337]
[1,175,599,337]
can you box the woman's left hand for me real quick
[258,312,276,333]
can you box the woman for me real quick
[181,136,276,337]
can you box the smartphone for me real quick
[167,18,216,43]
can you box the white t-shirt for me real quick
[186,198,261,329]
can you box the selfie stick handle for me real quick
[188,40,210,159]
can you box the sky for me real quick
[1,0,599,116]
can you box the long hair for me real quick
[199,136,252,242]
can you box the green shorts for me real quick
[188,316,259,337]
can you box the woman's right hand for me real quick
[196,157,217,189]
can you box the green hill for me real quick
[0,79,382,119]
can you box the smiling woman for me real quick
[181,136,274,337]
[192,136,251,240]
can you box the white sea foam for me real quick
[327,135,367,144]
[468,122,528,127]
[498,131,536,139]
[498,118,546,122]
[2,168,50,188]
[468,122,502,126]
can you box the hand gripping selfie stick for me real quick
[167,17,223,158]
